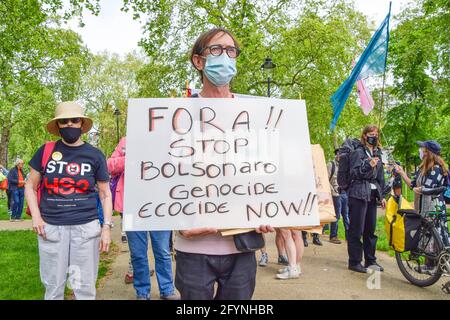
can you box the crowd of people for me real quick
[0,27,447,300]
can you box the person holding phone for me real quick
[346,125,386,273]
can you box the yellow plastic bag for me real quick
[385,196,420,252]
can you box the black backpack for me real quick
[336,138,362,192]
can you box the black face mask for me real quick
[367,136,378,147]
[59,127,82,144]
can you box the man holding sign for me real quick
[123,28,319,299]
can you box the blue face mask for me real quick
[203,54,237,86]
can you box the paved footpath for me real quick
[0,219,32,231]
[96,217,449,300]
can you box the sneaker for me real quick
[278,266,289,274]
[258,252,268,267]
[277,255,289,265]
[329,237,342,244]
[312,234,323,246]
[348,264,367,273]
[160,293,180,300]
[364,262,384,272]
[124,273,133,284]
[277,264,301,274]
[276,265,301,280]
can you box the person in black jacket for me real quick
[347,125,386,273]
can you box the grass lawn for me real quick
[0,230,44,299]
[0,230,119,300]
[0,196,31,220]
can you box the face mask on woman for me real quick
[419,148,425,160]
[203,54,237,86]
[59,127,82,144]
[367,136,378,147]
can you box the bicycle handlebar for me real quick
[421,186,447,196]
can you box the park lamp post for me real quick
[112,101,121,144]
[261,57,276,97]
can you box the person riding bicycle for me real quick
[395,140,449,274]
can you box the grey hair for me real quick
[15,158,24,166]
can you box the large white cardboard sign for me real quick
[123,98,319,231]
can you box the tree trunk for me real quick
[0,125,10,167]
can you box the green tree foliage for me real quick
[123,0,375,158]
[79,52,145,156]
[384,0,450,170]
[270,2,376,156]
[0,0,98,167]
[1,0,448,170]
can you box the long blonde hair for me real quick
[419,150,449,177]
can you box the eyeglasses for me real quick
[203,45,241,58]
[57,118,82,125]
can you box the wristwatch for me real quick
[103,220,114,228]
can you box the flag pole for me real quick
[378,2,392,130]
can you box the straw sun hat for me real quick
[46,101,93,136]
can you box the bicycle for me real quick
[394,186,450,294]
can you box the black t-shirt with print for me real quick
[29,140,109,225]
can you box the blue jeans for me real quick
[126,231,174,299]
[11,188,24,219]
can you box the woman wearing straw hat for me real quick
[25,101,113,300]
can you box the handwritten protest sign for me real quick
[122,98,320,231]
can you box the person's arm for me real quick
[24,168,47,239]
[97,181,112,252]
[107,155,125,177]
[394,165,413,188]
[179,225,275,238]
[107,139,126,176]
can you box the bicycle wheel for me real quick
[395,225,443,287]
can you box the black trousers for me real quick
[347,196,378,266]
[175,250,256,300]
